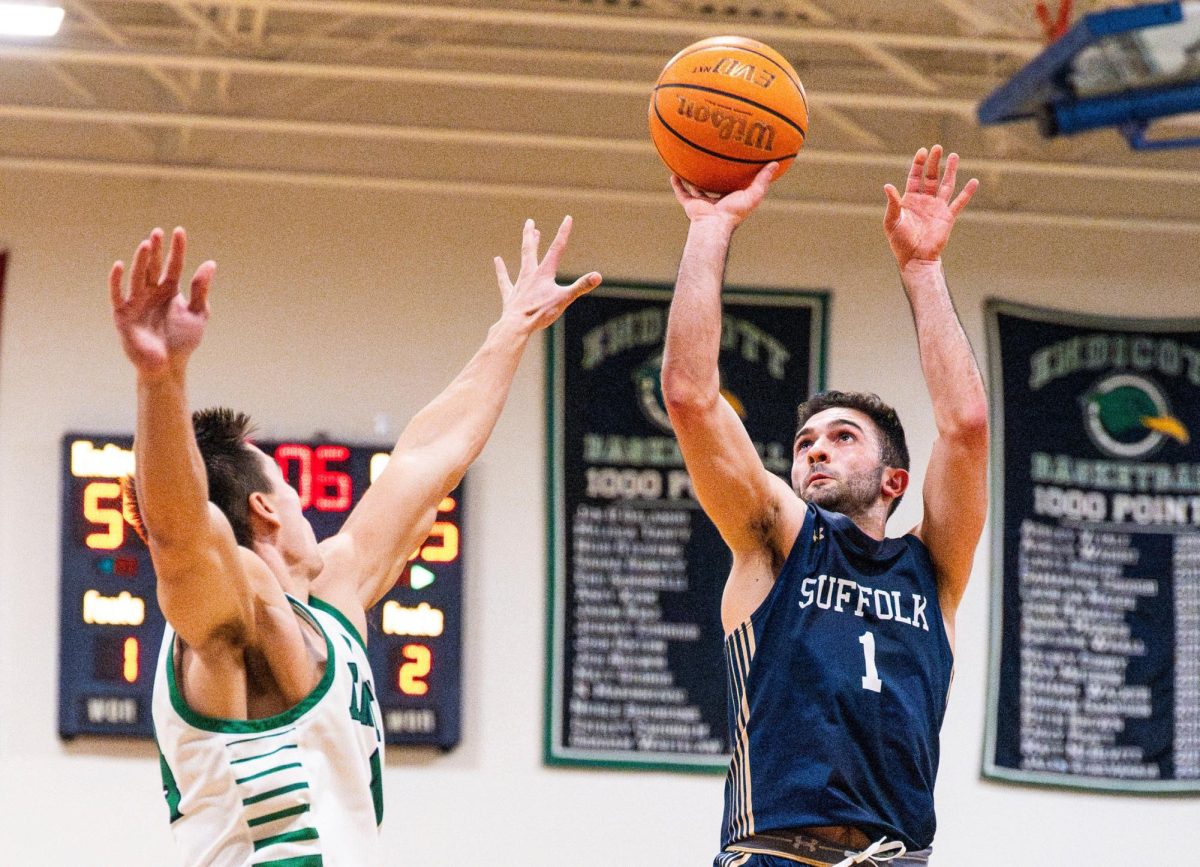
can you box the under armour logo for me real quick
[791,835,819,853]
[812,527,825,543]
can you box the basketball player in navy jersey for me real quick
[662,145,987,867]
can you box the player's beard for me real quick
[802,464,884,522]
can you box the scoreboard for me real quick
[58,433,464,749]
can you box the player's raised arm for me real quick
[315,217,602,623]
[884,146,989,633]
[110,228,264,650]
[661,164,802,560]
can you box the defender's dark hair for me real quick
[795,390,910,515]
[124,408,272,548]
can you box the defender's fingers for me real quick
[541,216,573,271]
[938,153,960,200]
[493,256,513,295]
[565,271,602,301]
[146,228,165,291]
[187,261,215,314]
[882,184,903,230]
[905,147,929,192]
[520,219,540,273]
[949,177,979,216]
[109,262,126,309]
[162,227,187,288]
[129,238,152,297]
[923,145,943,187]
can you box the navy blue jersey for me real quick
[721,504,954,852]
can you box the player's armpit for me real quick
[150,502,266,651]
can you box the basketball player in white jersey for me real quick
[109,218,599,866]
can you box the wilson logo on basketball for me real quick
[672,97,776,151]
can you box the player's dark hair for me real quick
[795,390,910,516]
[192,408,273,547]
[124,408,272,548]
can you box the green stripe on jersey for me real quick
[248,803,311,827]
[236,762,303,785]
[243,782,309,806]
[253,827,320,851]
[227,728,296,748]
[254,856,324,867]
[231,744,298,765]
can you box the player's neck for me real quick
[253,542,316,602]
[842,504,889,541]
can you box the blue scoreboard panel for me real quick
[58,433,463,749]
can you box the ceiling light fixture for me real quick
[0,3,64,37]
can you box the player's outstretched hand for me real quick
[494,216,601,333]
[671,162,777,229]
[883,145,978,270]
[109,227,215,378]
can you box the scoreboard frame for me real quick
[58,432,464,750]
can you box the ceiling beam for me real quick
[0,44,981,116]
[4,154,1197,234]
[929,0,1011,35]
[83,0,1044,57]
[63,0,192,105]
[4,103,1198,188]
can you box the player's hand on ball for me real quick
[883,145,978,270]
[109,226,215,378]
[671,162,778,229]
[494,216,601,333]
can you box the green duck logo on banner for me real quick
[634,352,746,435]
[1082,373,1190,459]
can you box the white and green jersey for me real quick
[152,596,384,867]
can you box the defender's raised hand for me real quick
[883,146,978,270]
[109,227,215,377]
[493,216,601,333]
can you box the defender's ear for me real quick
[247,490,281,536]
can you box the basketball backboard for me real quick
[978,1,1200,149]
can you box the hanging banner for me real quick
[984,300,1200,792]
[546,283,827,771]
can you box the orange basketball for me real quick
[649,36,808,195]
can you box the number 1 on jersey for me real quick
[859,631,882,693]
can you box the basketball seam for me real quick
[663,41,806,97]
[654,83,807,140]
[652,101,799,167]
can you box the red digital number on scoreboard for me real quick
[274,443,353,512]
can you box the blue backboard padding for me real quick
[1054,78,1200,134]
[977,1,1184,124]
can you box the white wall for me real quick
[2,166,1198,865]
